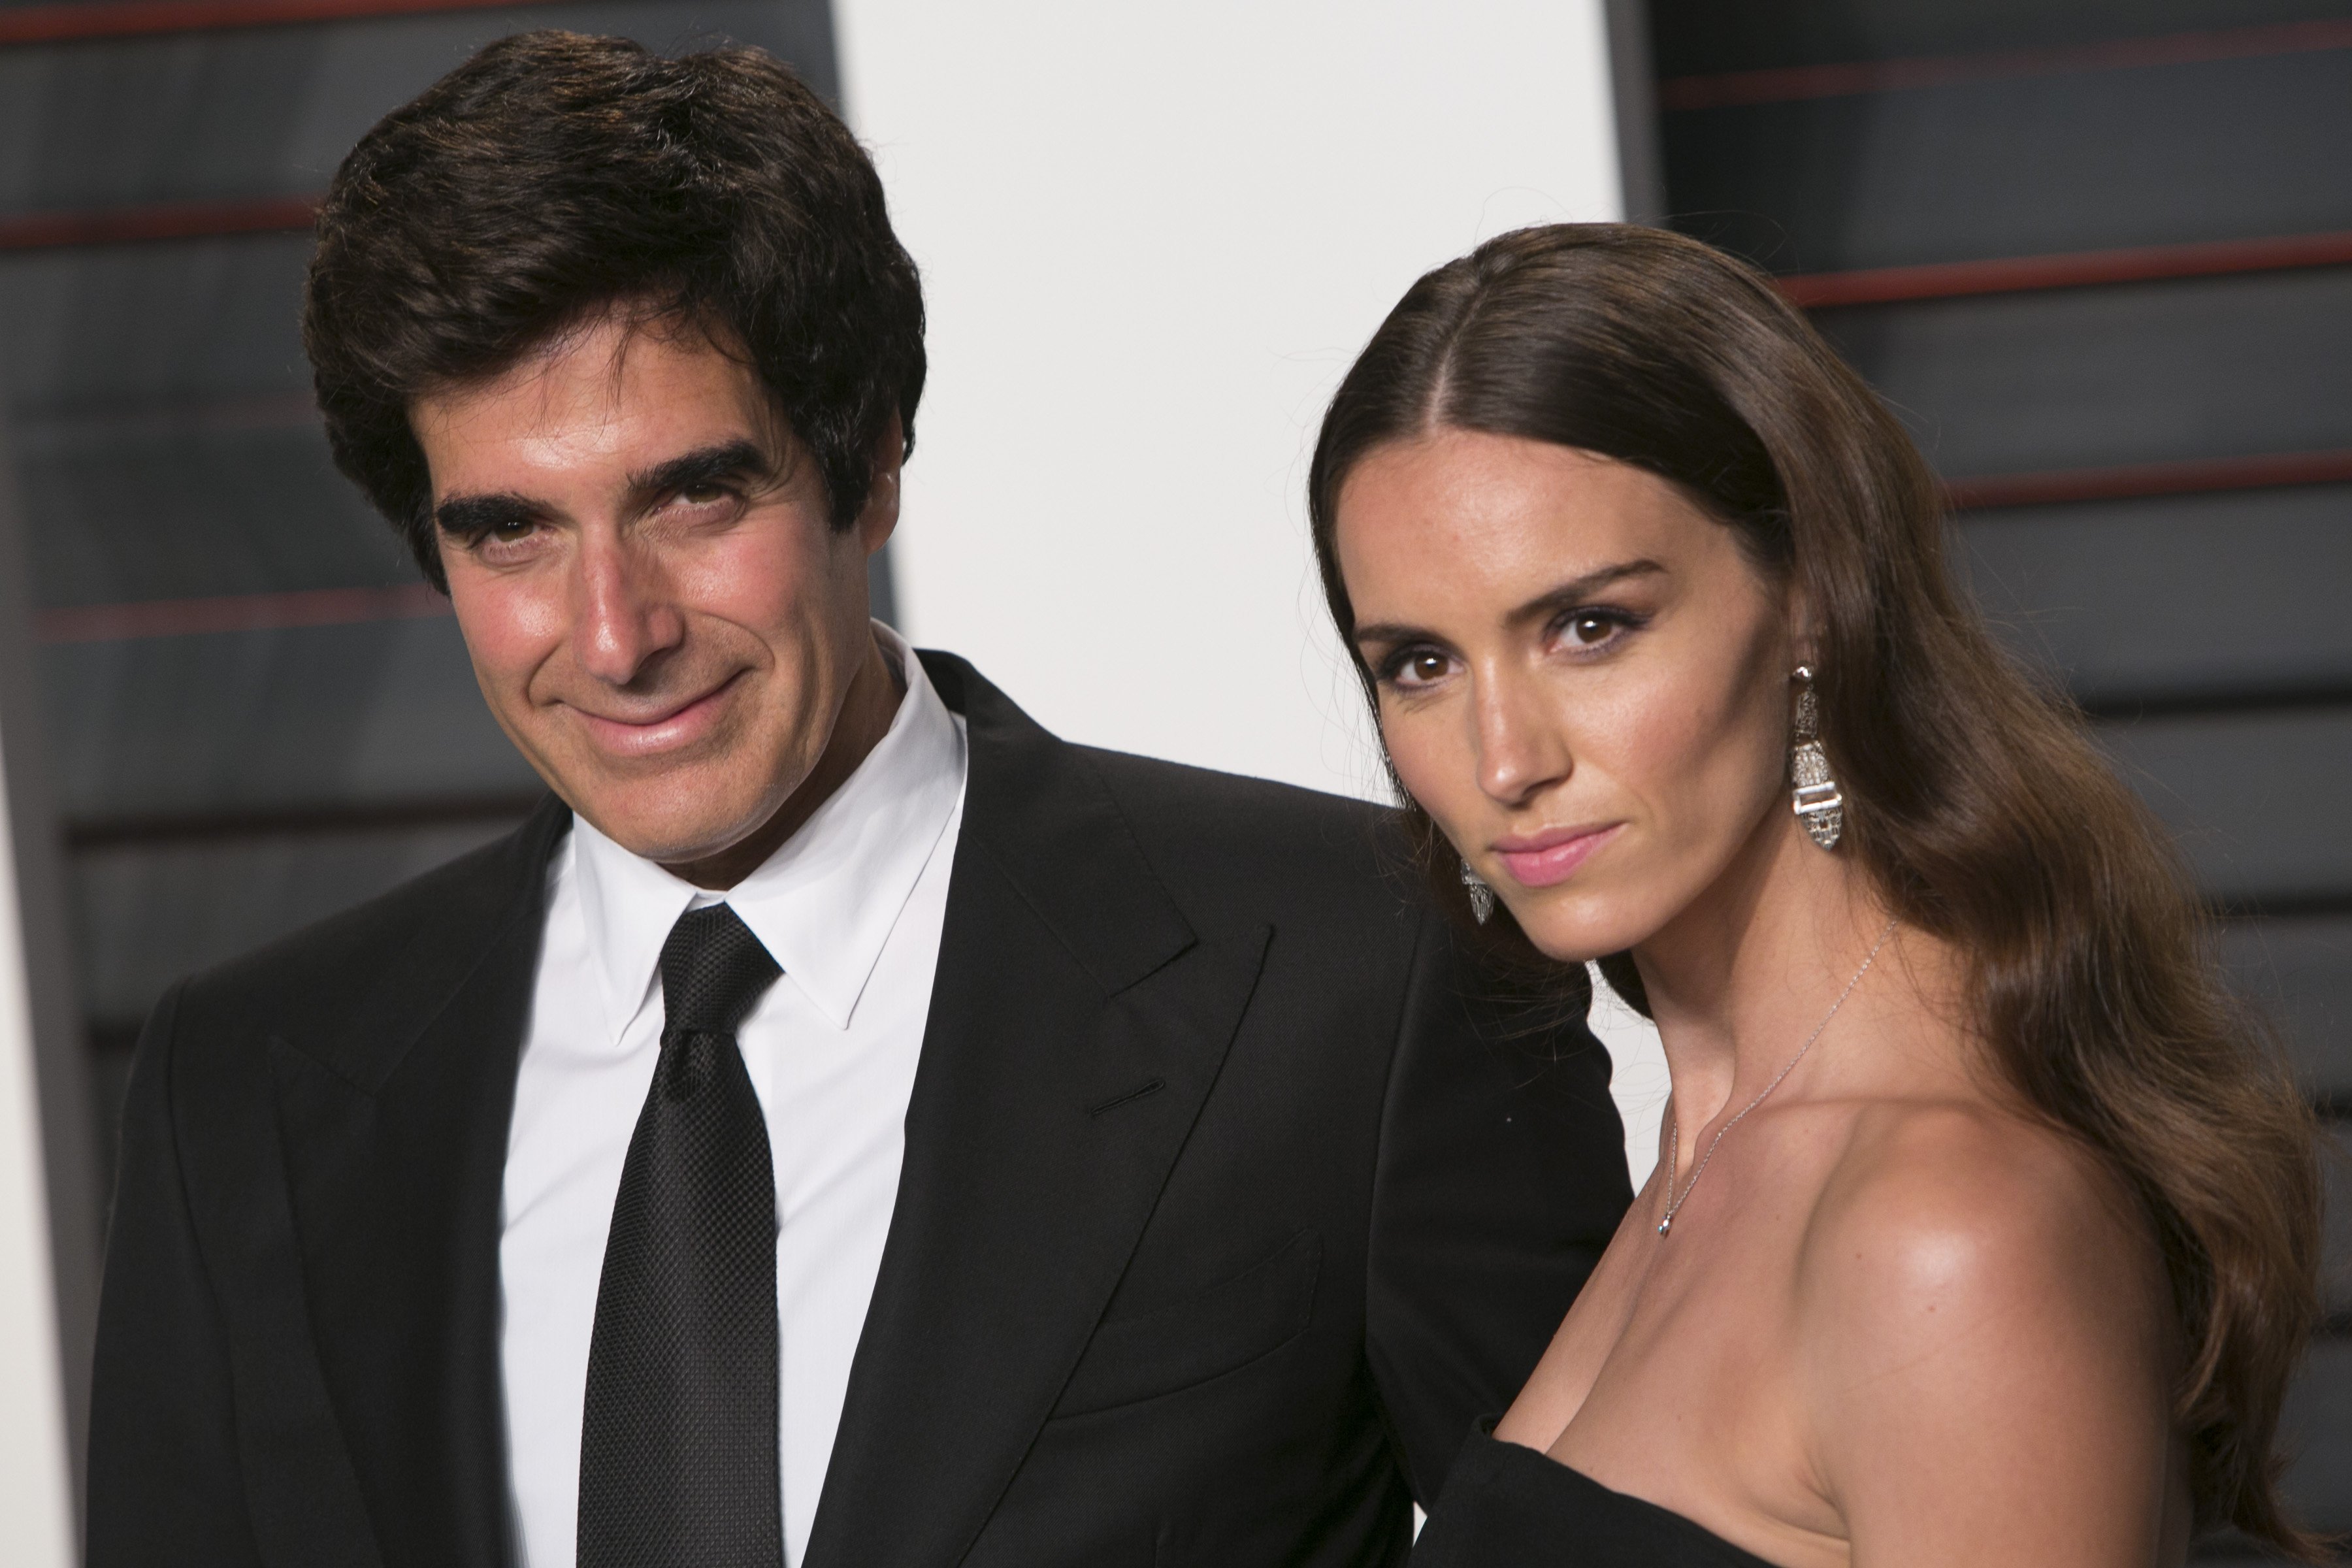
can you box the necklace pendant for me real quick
[1656,1216,1672,1237]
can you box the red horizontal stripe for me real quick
[0,0,549,48]
[1947,450,2352,512]
[1660,19,2352,110]
[0,195,317,251]
[38,583,448,644]
[1780,230,2352,308]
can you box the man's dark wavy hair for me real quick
[302,29,926,591]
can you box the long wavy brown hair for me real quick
[1307,223,2324,1554]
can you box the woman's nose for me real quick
[1472,672,1573,806]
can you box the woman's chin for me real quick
[1508,902,1652,968]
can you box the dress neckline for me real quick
[1471,1429,1789,1568]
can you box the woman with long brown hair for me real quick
[1311,223,2323,1565]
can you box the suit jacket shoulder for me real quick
[1076,743,1397,876]
[90,798,570,1568]
[1071,744,1428,951]
[171,798,566,1092]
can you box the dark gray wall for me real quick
[1650,1,2352,1554]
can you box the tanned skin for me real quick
[413,312,904,890]
[1336,430,2189,1567]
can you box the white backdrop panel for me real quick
[838,0,1661,1186]
[838,0,1624,799]
[0,717,76,1568]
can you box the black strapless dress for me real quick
[1413,1429,1784,1567]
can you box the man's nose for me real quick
[573,533,685,685]
[1471,668,1573,807]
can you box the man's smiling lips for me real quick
[1492,823,1623,888]
[566,672,745,757]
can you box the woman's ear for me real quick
[1787,581,1821,670]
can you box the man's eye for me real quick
[471,516,541,549]
[677,482,732,506]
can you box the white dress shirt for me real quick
[499,625,967,1568]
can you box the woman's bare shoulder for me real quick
[1797,1099,2161,1344]
[1776,1096,2180,1558]
[1793,1098,2174,1473]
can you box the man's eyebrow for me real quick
[434,491,544,539]
[1352,559,1666,648]
[627,439,779,508]
[431,439,781,539]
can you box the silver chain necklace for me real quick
[1654,919,1897,1237]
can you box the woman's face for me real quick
[1334,429,1801,963]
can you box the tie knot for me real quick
[659,904,781,1039]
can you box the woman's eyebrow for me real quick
[1351,617,1436,649]
[1505,560,1665,628]
[1352,559,1665,648]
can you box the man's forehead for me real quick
[413,316,787,491]
[424,311,757,421]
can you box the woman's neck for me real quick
[1631,813,1893,1140]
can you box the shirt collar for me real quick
[569,623,967,1038]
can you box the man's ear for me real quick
[857,414,905,555]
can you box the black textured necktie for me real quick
[579,904,785,1568]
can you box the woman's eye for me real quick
[1561,610,1632,650]
[1386,649,1453,688]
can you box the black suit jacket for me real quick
[88,652,1630,1568]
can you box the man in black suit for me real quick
[88,31,1629,1568]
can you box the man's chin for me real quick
[558,783,780,870]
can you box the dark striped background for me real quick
[1643,0,2352,1553]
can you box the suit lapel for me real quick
[267,796,570,1568]
[804,655,1271,1568]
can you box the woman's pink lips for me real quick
[572,673,741,757]
[1493,824,1622,889]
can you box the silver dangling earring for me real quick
[1790,665,1844,849]
[1460,858,1496,924]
